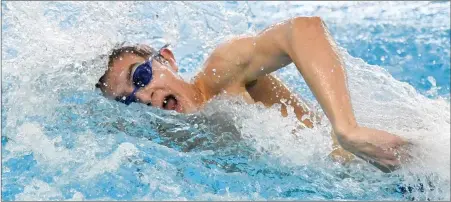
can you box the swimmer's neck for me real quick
[190,73,234,111]
[174,75,213,113]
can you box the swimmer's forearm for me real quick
[284,17,358,134]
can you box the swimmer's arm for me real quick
[247,17,409,172]
[206,17,358,130]
[208,16,408,172]
[243,17,359,132]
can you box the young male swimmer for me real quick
[96,17,409,173]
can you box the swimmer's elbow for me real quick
[291,16,323,23]
[290,16,325,32]
[285,16,330,55]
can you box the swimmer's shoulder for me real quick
[194,35,259,95]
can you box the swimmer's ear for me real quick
[159,48,178,72]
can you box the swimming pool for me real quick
[1,1,450,200]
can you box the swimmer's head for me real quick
[96,44,201,113]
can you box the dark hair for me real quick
[95,44,156,91]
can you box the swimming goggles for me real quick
[115,44,170,105]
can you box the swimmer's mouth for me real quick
[162,94,178,110]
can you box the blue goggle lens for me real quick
[132,61,153,87]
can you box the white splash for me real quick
[75,142,138,179]
[15,179,63,201]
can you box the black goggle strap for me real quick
[116,87,140,105]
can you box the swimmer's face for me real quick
[102,49,197,113]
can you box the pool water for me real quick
[1,1,450,201]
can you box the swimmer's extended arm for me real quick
[209,17,409,172]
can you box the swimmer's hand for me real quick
[335,126,410,173]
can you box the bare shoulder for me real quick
[205,35,256,69]
[194,35,257,95]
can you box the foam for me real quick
[6,123,72,167]
[75,142,138,179]
[15,179,63,201]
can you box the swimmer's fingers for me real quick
[351,142,413,172]
[354,152,402,173]
[375,144,415,172]
[336,126,415,173]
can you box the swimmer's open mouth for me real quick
[162,94,178,110]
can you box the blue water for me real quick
[2,1,450,201]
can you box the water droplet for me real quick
[427,76,436,87]
[212,69,216,72]
[194,124,198,129]
[160,74,165,78]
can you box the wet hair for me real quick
[95,44,157,91]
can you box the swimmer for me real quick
[96,17,409,173]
